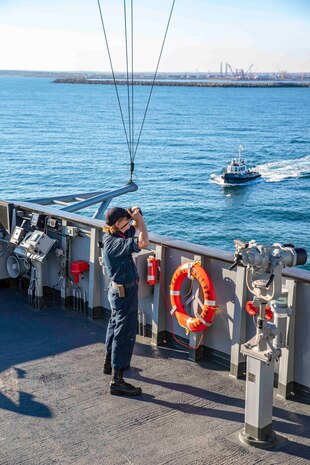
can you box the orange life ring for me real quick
[170,262,217,333]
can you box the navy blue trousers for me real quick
[105,284,138,370]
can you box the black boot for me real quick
[110,369,142,396]
[103,351,112,375]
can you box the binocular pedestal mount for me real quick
[230,240,307,448]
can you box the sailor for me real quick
[102,206,149,396]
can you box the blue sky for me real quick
[1,0,309,72]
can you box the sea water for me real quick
[1,76,309,268]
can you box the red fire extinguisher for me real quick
[147,256,159,286]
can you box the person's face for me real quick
[116,216,131,233]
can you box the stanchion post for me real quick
[230,265,247,378]
[189,254,203,361]
[152,245,166,346]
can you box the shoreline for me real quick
[54,78,310,88]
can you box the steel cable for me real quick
[97,0,176,177]
[123,0,132,159]
[133,0,176,160]
[97,0,131,156]
[131,0,134,166]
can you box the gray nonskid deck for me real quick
[0,289,309,465]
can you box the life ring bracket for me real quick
[169,262,218,334]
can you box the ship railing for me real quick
[2,199,310,399]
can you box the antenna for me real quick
[238,144,244,160]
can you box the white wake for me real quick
[256,155,310,182]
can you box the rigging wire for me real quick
[131,0,134,165]
[123,0,132,159]
[97,0,131,157]
[97,0,176,180]
[130,0,135,178]
[133,0,176,160]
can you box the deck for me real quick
[0,287,309,465]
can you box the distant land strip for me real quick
[54,78,310,88]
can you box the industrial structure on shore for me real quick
[1,68,310,82]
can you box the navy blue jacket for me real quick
[102,225,140,285]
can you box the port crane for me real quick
[225,62,253,79]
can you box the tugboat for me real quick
[221,145,261,184]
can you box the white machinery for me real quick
[10,228,56,308]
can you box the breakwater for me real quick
[54,78,310,88]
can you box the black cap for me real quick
[105,207,129,226]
